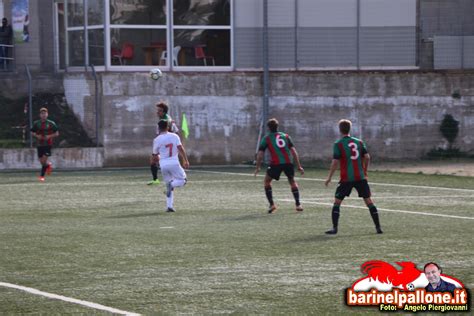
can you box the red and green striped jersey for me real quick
[333,136,368,182]
[31,119,59,146]
[259,132,294,165]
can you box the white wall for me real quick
[361,0,416,27]
[235,0,262,27]
[298,0,357,27]
[235,0,296,28]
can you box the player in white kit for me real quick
[152,120,190,212]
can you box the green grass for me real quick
[0,167,473,315]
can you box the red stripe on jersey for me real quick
[41,121,46,146]
[351,141,362,181]
[266,136,278,165]
[338,142,348,181]
[359,140,367,178]
[280,134,291,164]
[47,122,53,146]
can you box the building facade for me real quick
[1,0,472,73]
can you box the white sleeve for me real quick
[152,138,159,155]
[175,134,182,147]
[171,121,179,134]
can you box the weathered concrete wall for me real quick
[63,74,98,140]
[0,74,64,99]
[75,71,474,166]
[0,148,104,170]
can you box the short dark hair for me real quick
[156,102,168,114]
[267,118,279,133]
[158,119,169,131]
[423,262,442,273]
[339,119,352,134]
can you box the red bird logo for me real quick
[361,260,422,291]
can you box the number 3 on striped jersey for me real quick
[276,134,286,148]
[348,142,359,160]
[165,143,173,156]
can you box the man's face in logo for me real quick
[424,264,441,284]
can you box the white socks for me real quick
[166,179,186,208]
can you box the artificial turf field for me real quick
[0,167,473,315]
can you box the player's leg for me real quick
[264,175,277,213]
[148,154,160,185]
[37,147,49,181]
[325,182,351,234]
[160,165,175,212]
[39,156,48,180]
[325,198,343,235]
[168,164,187,189]
[164,164,187,212]
[264,165,280,213]
[363,197,382,234]
[45,146,53,175]
[284,164,302,212]
[356,180,382,234]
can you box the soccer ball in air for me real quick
[150,68,163,80]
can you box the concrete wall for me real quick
[0,148,104,170]
[0,74,63,99]
[61,71,474,167]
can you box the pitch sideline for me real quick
[278,199,474,220]
[0,282,140,316]
[191,170,474,193]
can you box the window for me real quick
[172,0,231,67]
[62,0,232,70]
[65,0,105,67]
[109,0,167,66]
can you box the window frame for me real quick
[62,0,234,72]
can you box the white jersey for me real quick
[152,132,182,166]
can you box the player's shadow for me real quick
[222,213,273,221]
[107,212,162,219]
[289,232,379,243]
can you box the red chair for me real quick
[112,42,134,65]
[194,45,215,66]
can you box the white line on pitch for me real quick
[302,195,474,200]
[278,199,474,220]
[159,226,174,229]
[0,282,140,316]
[192,170,474,193]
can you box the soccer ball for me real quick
[407,283,415,291]
[150,68,162,80]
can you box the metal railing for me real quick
[0,43,14,71]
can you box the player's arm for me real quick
[254,150,264,176]
[325,159,339,186]
[170,121,180,136]
[151,153,159,164]
[152,139,160,164]
[30,125,41,140]
[362,153,370,177]
[177,144,189,169]
[46,131,59,140]
[290,146,304,175]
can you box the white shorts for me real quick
[160,163,186,183]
